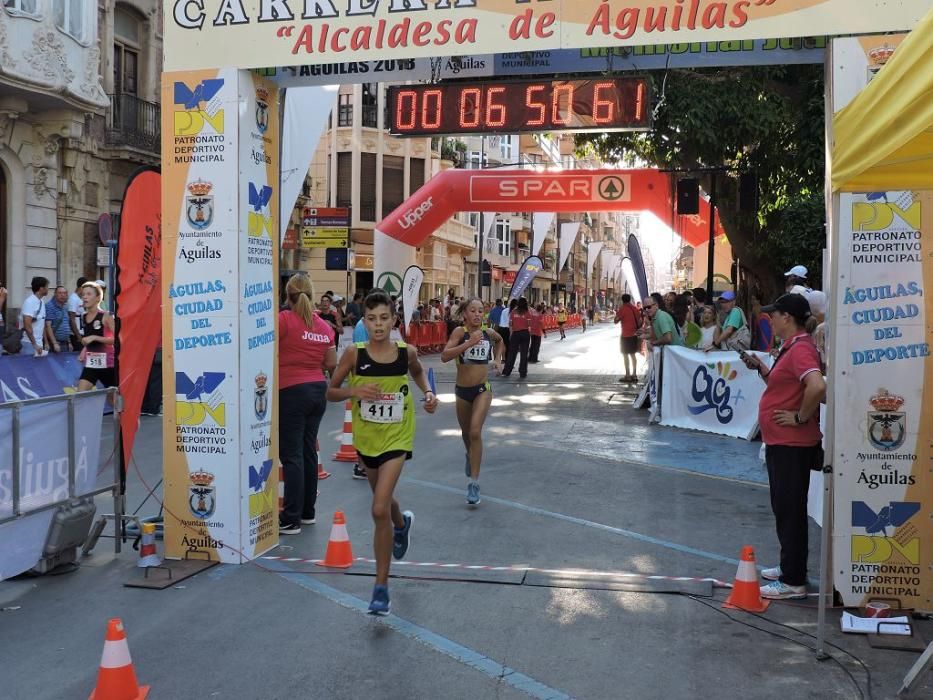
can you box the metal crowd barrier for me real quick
[0,388,125,555]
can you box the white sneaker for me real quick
[761,566,781,581]
[760,580,806,600]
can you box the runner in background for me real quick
[76,282,116,392]
[441,297,504,506]
[556,304,568,339]
[326,290,438,615]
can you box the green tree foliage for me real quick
[577,64,826,299]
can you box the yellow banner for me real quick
[163,0,930,71]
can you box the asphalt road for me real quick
[2,323,930,699]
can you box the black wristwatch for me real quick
[794,412,802,424]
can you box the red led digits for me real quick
[552,84,573,126]
[485,86,507,128]
[459,87,482,128]
[421,89,443,130]
[592,82,615,124]
[526,85,546,126]
[396,90,417,131]
[389,78,648,135]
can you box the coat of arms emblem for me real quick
[867,389,906,452]
[188,470,216,519]
[186,179,214,230]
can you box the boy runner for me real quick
[327,290,438,615]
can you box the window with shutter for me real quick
[382,155,404,218]
[360,153,377,221]
[336,152,352,209]
[409,158,425,194]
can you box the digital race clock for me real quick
[388,78,651,136]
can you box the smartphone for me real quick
[738,350,750,362]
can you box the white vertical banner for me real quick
[238,72,280,560]
[558,221,581,273]
[621,258,642,303]
[586,242,604,277]
[374,230,417,299]
[402,265,425,329]
[531,212,555,258]
[279,86,337,241]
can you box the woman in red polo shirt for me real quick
[528,302,544,363]
[741,293,826,600]
[502,297,531,378]
[278,274,338,535]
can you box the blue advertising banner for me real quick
[0,352,84,403]
[495,37,825,77]
[508,256,544,301]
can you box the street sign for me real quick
[301,206,349,227]
[301,226,349,248]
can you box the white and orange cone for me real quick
[723,546,770,612]
[136,522,161,568]
[333,400,358,462]
[316,511,354,568]
[88,618,149,700]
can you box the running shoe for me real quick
[352,463,367,480]
[760,580,807,600]
[465,452,471,477]
[761,566,782,581]
[368,584,391,615]
[279,522,301,535]
[466,481,481,505]
[393,510,413,560]
[300,516,316,525]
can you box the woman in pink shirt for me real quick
[278,274,337,535]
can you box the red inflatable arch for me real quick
[375,168,724,248]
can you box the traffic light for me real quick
[480,259,491,288]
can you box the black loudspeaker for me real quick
[677,178,699,215]
[739,173,758,212]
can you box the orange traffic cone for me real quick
[89,618,149,700]
[316,511,354,569]
[723,546,770,612]
[333,400,358,462]
[317,440,331,479]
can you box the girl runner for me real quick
[76,282,116,392]
[556,305,568,339]
[327,290,438,615]
[441,297,504,505]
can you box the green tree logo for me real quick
[598,176,625,201]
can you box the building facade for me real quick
[0,0,161,321]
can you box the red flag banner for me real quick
[115,167,162,473]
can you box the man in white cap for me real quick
[784,265,808,293]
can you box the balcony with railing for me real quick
[105,94,160,154]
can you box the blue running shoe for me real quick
[465,452,471,477]
[393,510,413,560]
[467,481,481,506]
[368,584,390,615]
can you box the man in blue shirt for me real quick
[44,286,72,353]
[487,298,504,327]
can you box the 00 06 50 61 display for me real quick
[388,78,651,136]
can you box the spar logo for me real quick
[173,78,224,137]
[176,371,225,426]
[248,182,274,238]
[688,360,745,425]
[851,501,920,565]
[397,197,434,230]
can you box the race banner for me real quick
[832,190,930,609]
[659,346,772,440]
[508,256,543,301]
[402,265,425,329]
[627,234,650,301]
[620,258,642,304]
[0,353,85,403]
[531,212,555,259]
[161,69,279,563]
[830,36,930,610]
[586,242,604,279]
[558,222,581,273]
[115,167,162,471]
[163,1,929,72]
[0,392,106,580]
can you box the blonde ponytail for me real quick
[285,274,316,328]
